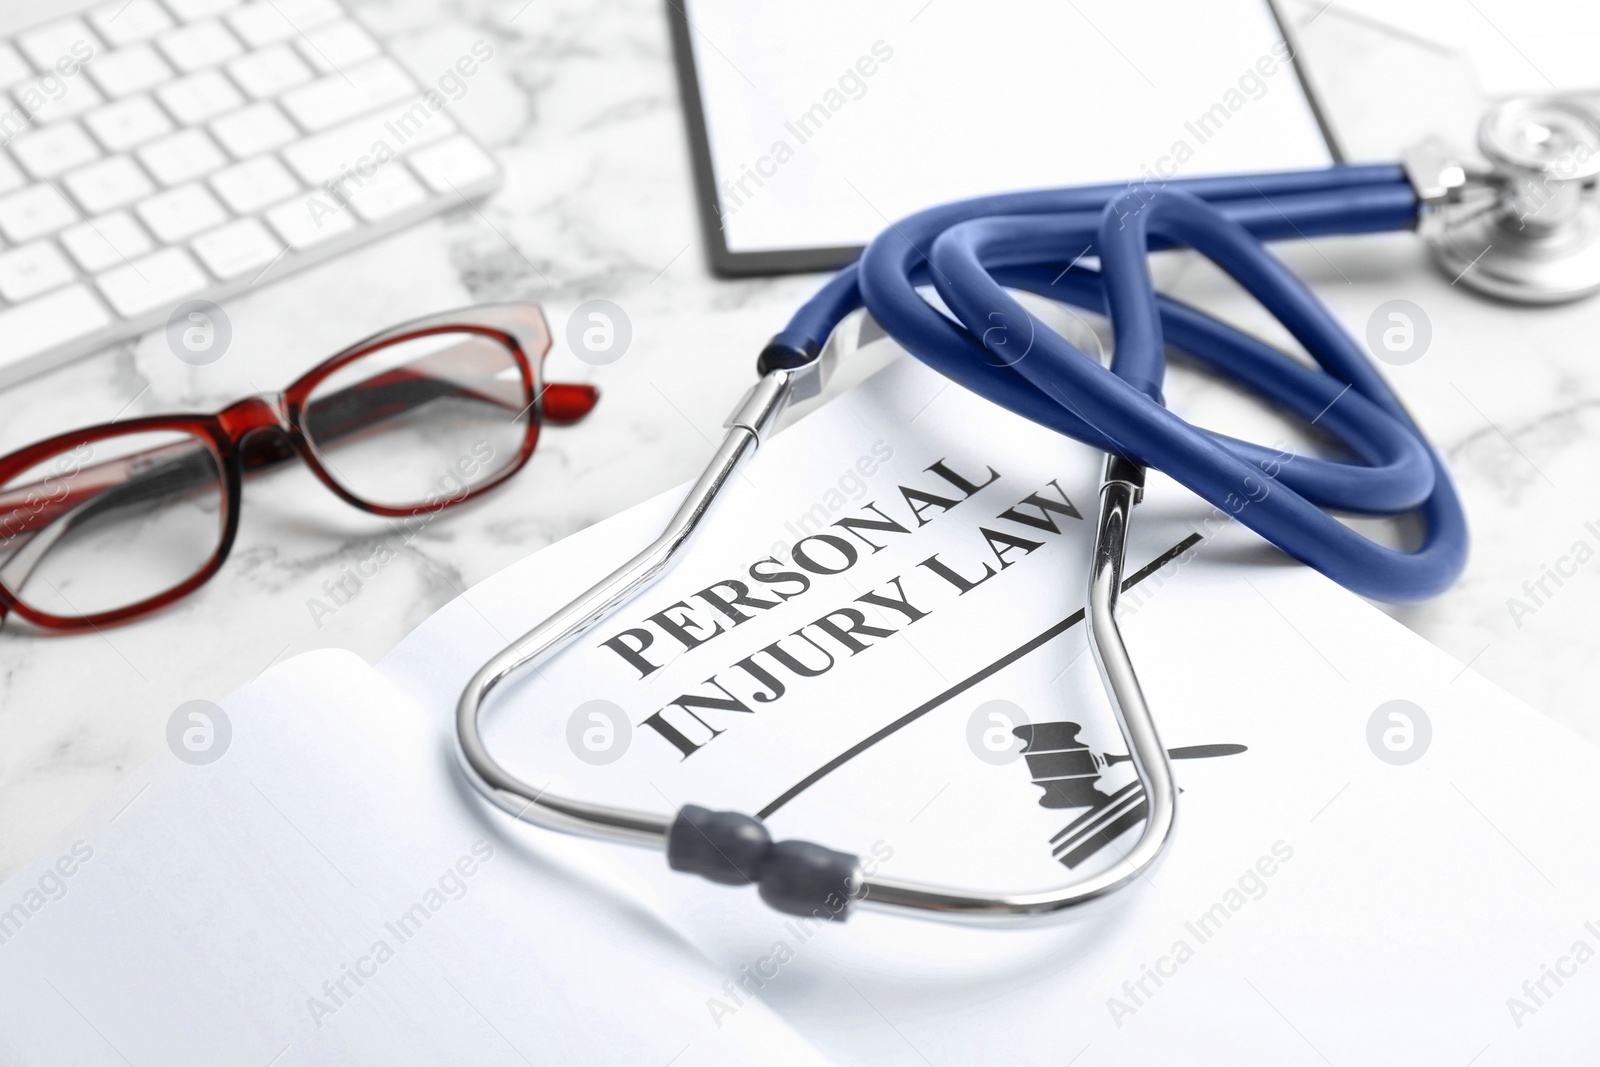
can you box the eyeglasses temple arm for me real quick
[0,448,224,596]
[0,444,218,541]
[296,342,597,451]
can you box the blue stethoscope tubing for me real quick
[769,164,1466,602]
[451,165,1470,923]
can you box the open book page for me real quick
[0,649,829,1066]
[382,353,1600,1065]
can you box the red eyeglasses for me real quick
[0,303,597,632]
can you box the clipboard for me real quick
[666,0,1340,276]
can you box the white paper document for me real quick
[380,355,1600,1064]
[685,0,1332,253]
[4,354,1599,1064]
[0,651,828,1065]
[1313,0,1600,97]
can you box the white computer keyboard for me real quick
[0,0,502,387]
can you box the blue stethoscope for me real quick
[455,96,1600,924]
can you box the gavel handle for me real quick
[1104,744,1247,765]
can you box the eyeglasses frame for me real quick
[0,303,562,632]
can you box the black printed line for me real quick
[757,533,1201,819]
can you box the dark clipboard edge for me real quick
[663,0,861,278]
[1265,0,1348,164]
[665,0,1342,279]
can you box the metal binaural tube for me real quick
[455,358,1180,923]
[851,455,1179,923]
[454,366,803,849]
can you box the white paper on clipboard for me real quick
[681,0,1334,257]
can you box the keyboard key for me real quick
[0,184,79,243]
[60,211,152,272]
[139,128,227,184]
[266,194,355,249]
[17,19,102,72]
[0,155,25,196]
[86,43,174,96]
[0,0,502,383]
[210,101,294,158]
[227,4,295,47]
[0,44,32,89]
[156,21,242,73]
[406,135,497,194]
[166,0,242,20]
[253,0,341,32]
[84,95,175,152]
[135,182,227,242]
[297,19,380,73]
[0,241,76,302]
[210,155,297,213]
[226,44,313,100]
[193,216,281,278]
[96,246,206,316]
[64,156,155,213]
[11,123,101,179]
[90,0,176,46]
[281,58,415,132]
[0,286,113,373]
[156,69,244,124]
[284,104,453,186]
[12,74,104,124]
[347,166,424,222]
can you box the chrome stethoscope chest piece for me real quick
[1418,96,1600,304]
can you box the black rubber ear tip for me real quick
[667,804,771,886]
[666,805,860,919]
[756,840,859,921]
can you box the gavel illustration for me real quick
[1013,721,1246,869]
[1012,721,1246,809]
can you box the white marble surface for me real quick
[3,0,1598,879]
